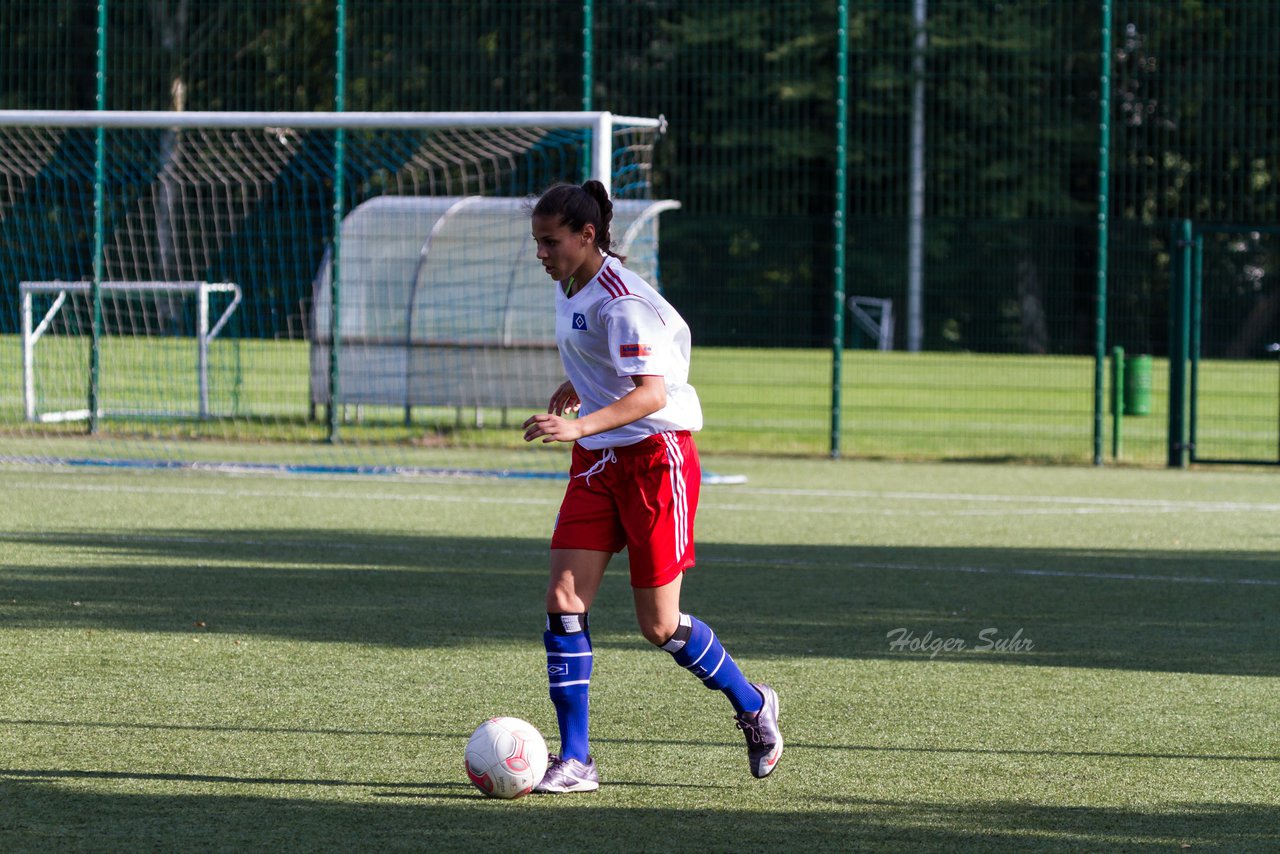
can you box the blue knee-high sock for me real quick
[662,613,763,715]
[545,613,593,762]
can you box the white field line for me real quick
[4,476,1279,517]
[707,503,1266,517]
[736,487,1280,514]
[698,556,1280,587]
[4,529,1275,588]
[0,479,558,507]
[0,530,535,562]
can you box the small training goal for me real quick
[21,280,242,423]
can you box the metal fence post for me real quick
[830,0,849,458]
[1188,234,1203,462]
[1111,345,1123,460]
[1166,219,1192,468]
[1270,343,1280,463]
[581,0,594,182]
[328,0,347,443]
[90,0,108,434]
[1093,0,1112,465]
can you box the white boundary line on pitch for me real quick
[698,556,1280,588]
[4,529,1275,587]
[3,476,1280,515]
[736,487,1280,513]
[0,530,531,558]
[706,503,1267,517]
[0,479,559,506]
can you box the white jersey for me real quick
[554,255,702,450]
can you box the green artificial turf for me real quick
[4,333,1277,465]
[1,458,1278,851]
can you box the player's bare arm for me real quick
[523,375,666,444]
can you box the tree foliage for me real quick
[0,1,1275,353]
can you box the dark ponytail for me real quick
[532,180,619,258]
[579,180,615,256]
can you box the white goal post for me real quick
[3,108,672,443]
[0,110,665,197]
[21,281,242,422]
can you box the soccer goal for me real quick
[0,109,674,469]
[846,296,895,351]
[21,280,242,423]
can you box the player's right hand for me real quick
[522,412,584,444]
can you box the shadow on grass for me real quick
[3,721,1277,766]
[1,528,1278,675]
[0,774,1276,852]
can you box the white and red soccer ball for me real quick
[464,717,549,799]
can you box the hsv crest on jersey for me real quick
[572,312,587,330]
[619,343,652,357]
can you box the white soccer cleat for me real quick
[735,683,783,778]
[532,754,600,793]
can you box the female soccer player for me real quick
[522,180,782,793]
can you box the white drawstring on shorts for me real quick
[573,448,617,486]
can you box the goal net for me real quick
[0,110,676,473]
[21,280,242,423]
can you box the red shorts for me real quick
[550,430,701,589]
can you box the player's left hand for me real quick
[547,381,581,416]
[522,412,584,444]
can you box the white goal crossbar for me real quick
[0,110,665,197]
[20,281,242,423]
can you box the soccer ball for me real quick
[464,716,549,799]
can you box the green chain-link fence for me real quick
[1,1,1277,468]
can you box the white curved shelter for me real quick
[310,195,680,415]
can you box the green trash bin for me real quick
[1123,354,1153,416]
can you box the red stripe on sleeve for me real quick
[601,267,630,299]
